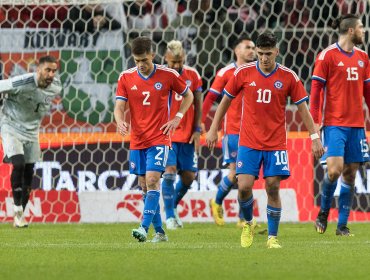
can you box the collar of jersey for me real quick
[335,42,354,57]
[256,61,279,78]
[137,64,157,80]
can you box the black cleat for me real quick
[336,226,354,237]
[314,210,329,234]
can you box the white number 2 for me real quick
[142,91,150,105]
[346,67,358,81]
[155,147,164,160]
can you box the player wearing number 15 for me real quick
[0,55,62,228]
[115,37,194,242]
[310,14,370,236]
[206,32,324,249]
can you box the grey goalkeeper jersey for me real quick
[0,73,62,140]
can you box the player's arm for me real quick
[201,91,219,131]
[309,79,324,133]
[364,82,370,111]
[297,101,325,160]
[189,89,203,152]
[206,94,232,150]
[161,88,194,135]
[114,99,129,136]
[0,78,13,94]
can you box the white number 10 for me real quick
[256,89,271,103]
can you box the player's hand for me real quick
[206,128,218,150]
[160,116,181,135]
[312,139,325,160]
[189,131,201,154]
[117,121,129,136]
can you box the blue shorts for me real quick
[222,134,239,165]
[166,142,197,172]
[129,145,169,175]
[236,145,290,180]
[321,126,369,164]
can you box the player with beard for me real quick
[0,55,62,228]
[311,14,370,236]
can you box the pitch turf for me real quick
[0,222,369,280]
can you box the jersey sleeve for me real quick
[116,74,128,101]
[290,76,309,105]
[223,71,242,99]
[0,73,35,95]
[0,79,14,93]
[364,59,370,84]
[172,73,188,96]
[209,71,227,95]
[312,53,328,83]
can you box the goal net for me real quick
[0,0,369,223]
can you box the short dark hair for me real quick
[39,55,57,65]
[331,14,360,34]
[232,35,253,60]
[131,36,153,55]
[256,32,277,49]
[232,35,253,50]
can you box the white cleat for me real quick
[150,232,169,243]
[166,218,179,230]
[13,206,28,228]
[174,208,183,228]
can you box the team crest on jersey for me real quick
[274,80,283,89]
[237,161,243,168]
[358,60,364,68]
[154,82,163,90]
[186,80,192,87]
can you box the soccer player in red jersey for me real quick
[207,32,324,248]
[115,37,194,242]
[161,40,203,229]
[203,36,256,227]
[310,14,370,236]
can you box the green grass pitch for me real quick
[0,222,369,280]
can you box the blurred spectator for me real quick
[226,0,258,34]
[0,5,68,28]
[63,5,121,34]
[123,0,170,30]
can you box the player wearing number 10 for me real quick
[310,14,370,236]
[206,32,324,249]
[0,55,62,228]
[115,37,194,242]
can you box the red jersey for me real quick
[209,63,242,134]
[312,43,370,127]
[116,64,188,149]
[224,62,308,150]
[170,65,202,143]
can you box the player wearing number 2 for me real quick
[310,14,370,236]
[206,32,324,249]
[0,55,62,228]
[115,37,193,242]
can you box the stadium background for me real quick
[0,0,370,224]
